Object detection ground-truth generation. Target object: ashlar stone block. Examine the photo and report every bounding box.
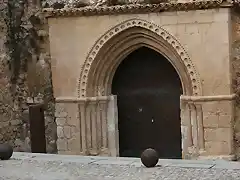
[56,117,66,126]
[204,128,232,142]
[68,137,81,152]
[205,141,232,155]
[57,126,64,138]
[63,126,71,139]
[57,139,68,151]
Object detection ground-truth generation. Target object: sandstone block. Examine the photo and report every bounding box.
[63,126,71,139]
[57,139,68,151]
[70,127,80,138]
[56,117,66,126]
[202,101,233,116]
[204,128,232,142]
[65,104,79,126]
[213,10,229,22]
[205,141,232,155]
[68,137,80,151]
[203,114,232,128]
[218,115,232,128]
[161,15,177,25]
[203,115,219,128]
[55,103,67,118]
[57,126,64,138]
[177,14,196,24]
[55,111,67,118]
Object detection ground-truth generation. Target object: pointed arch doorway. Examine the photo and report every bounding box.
[112,47,183,159]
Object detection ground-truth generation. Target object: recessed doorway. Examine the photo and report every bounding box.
[112,47,183,159]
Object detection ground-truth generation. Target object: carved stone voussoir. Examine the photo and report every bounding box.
[43,0,229,17]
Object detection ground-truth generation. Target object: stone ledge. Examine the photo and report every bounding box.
[43,0,229,18]
[55,96,114,103]
[181,94,236,102]
[10,152,240,169]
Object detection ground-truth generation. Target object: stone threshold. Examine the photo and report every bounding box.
[10,152,240,170]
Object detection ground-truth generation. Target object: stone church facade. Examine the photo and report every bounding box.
[45,0,240,160]
[2,0,240,160]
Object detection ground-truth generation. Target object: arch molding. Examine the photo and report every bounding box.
[78,19,202,97]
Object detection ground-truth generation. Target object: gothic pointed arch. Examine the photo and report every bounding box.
[77,19,202,97]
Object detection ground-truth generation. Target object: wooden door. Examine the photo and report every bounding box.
[29,103,46,153]
[112,47,182,159]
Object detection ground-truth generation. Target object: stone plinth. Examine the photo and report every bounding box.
[181,94,235,160]
[55,96,118,156]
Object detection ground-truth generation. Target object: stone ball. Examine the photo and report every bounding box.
[141,148,159,168]
[0,144,13,160]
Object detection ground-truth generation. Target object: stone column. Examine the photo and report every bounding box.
[89,100,98,155]
[190,103,199,155]
[180,100,192,159]
[196,104,205,151]
[78,101,87,154]
[107,95,119,157]
[99,98,108,155]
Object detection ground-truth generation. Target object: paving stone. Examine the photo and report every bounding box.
[131,159,171,167]
[92,159,136,165]
[1,152,240,180]
[159,159,216,165]
[212,161,240,170]
[166,163,214,169]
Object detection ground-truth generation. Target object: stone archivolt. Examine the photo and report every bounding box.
[42,0,229,17]
[78,18,202,98]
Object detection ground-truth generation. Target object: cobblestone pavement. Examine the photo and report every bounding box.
[1,153,240,180]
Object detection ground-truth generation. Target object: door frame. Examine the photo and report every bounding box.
[77,19,203,159]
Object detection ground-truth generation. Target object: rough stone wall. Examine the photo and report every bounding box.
[55,102,81,155]
[0,0,22,146]
[0,0,57,153]
[232,8,240,160]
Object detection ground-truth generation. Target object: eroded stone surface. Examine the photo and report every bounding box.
[0,153,240,180]
[0,0,57,153]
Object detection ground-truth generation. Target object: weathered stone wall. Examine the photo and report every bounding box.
[55,96,119,157]
[0,0,22,146]
[232,8,240,160]
[0,0,57,153]
[201,100,234,157]
[55,102,81,155]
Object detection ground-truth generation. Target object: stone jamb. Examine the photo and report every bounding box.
[181,94,236,160]
[55,96,119,156]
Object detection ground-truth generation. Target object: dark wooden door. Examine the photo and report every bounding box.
[112,47,182,159]
[29,103,46,153]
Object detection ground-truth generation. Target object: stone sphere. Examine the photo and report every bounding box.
[0,144,13,160]
[141,148,159,168]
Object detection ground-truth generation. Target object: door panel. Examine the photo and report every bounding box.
[112,47,182,159]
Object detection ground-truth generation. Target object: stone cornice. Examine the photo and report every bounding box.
[43,0,235,18]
